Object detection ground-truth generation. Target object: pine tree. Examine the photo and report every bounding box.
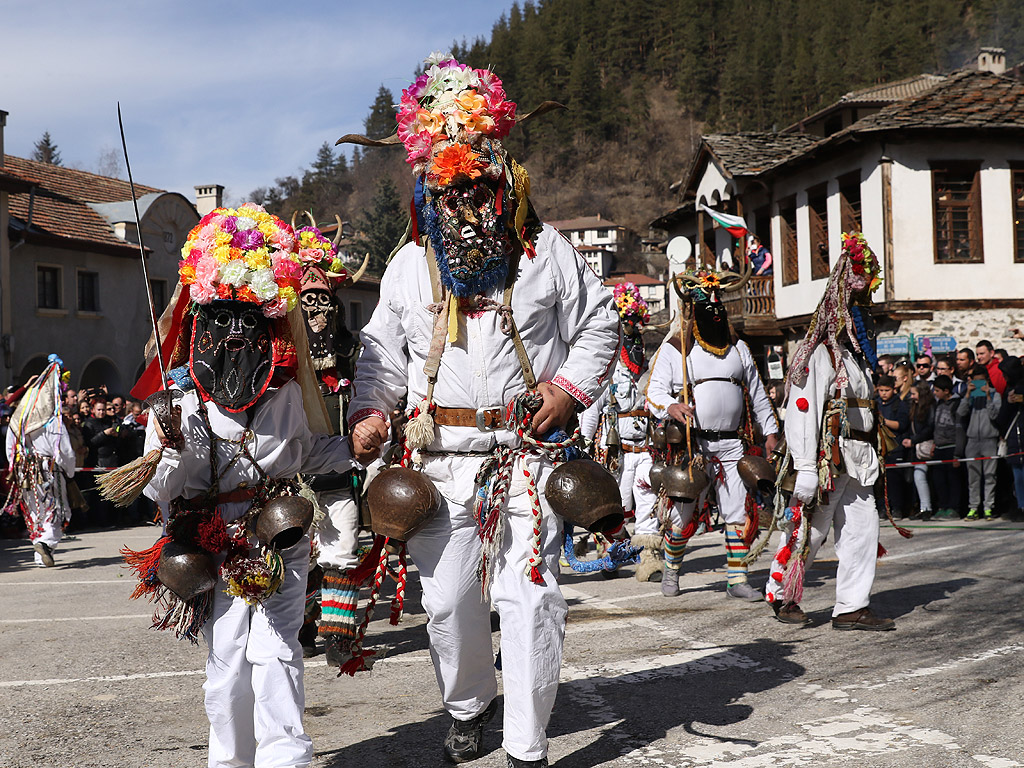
[31,132,62,165]
[351,176,407,276]
[363,86,396,140]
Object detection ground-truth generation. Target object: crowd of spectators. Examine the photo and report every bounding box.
[0,382,154,539]
[872,339,1024,521]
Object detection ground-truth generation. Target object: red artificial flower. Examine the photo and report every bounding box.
[852,263,865,275]
[796,397,809,412]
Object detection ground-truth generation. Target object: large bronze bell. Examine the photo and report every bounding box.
[648,462,666,495]
[665,421,685,444]
[254,495,315,550]
[651,426,667,450]
[544,458,624,533]
[366,466,441,541]
[661,463,709,502]
[737,454,776,496]
[157,541,216,601]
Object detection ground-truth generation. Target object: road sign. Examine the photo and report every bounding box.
[876,335,910,356]
[918,335,957,354]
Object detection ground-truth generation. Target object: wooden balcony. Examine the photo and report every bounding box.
[722,275,779,335]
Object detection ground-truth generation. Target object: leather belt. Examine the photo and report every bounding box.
[695,429,740,441]
[619,409,647,418]
[620,443,647,453]
[181,486,258,510]
[848,428,876,444]
[431,405,504,431]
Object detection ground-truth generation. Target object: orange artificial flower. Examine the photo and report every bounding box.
[455,89,487,111]
[415,108,445,136]
[430,144,485,186]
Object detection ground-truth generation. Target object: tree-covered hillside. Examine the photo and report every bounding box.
[252,0,1022,274]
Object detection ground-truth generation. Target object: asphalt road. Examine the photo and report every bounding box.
[2,517,1023,768]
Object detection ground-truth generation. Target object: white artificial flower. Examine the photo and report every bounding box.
[249,268,279,301]
[235,216,257,231]
[424,51,453,66]
[219,259,249,287]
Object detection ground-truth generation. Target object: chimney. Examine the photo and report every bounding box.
[194,184,224,216]
[0,109,7,166]
[978,47,1006,75]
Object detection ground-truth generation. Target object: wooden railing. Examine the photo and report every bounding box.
[723,275,775,319]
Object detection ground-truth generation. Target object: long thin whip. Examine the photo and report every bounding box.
[117,102,168,389]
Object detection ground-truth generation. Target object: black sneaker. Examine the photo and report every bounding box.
[33,541,55,567]
[444,699,498,763]
[508,755,548,768]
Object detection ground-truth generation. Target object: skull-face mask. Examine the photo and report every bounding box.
[300,288,336,370]
[426,178,511,297]
[189,301,275,412]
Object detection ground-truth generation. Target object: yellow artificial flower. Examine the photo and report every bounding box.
[212,243,232,263]
[245,247,271,270]
[278,285,297,307]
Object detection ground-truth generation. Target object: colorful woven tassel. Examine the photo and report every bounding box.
[98,448,164,507]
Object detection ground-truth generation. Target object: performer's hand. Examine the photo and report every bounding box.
[152,405,182,446]
[792,469,818,504]
[352,416,388,463]
[533,381,575,435]
[764,433,780,456]
[667,402,695,424]
[902,438,912,448]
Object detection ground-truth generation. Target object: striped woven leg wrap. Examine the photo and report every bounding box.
[724,523,750,586]
[319,568,360,643]
[663,526,689,571]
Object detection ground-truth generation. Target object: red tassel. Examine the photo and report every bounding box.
[121,536,170,599]
[338,649,377,677]
[409,197,420,244]
[877,542,888,559]
[349,535,386,585]
[777,545,792,566]
[528,565,545,585]
[742,504,759,546]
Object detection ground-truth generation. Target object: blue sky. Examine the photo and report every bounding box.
[1,1,513,204]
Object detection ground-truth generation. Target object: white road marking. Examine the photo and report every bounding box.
[974,756,1023,768]
[0,614,152,624]
[850,643,1024,690]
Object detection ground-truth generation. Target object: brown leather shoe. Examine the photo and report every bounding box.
[772,601,810,625]
[831,607,895,631]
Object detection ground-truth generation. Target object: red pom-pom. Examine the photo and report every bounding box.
[796,398,809,412]
[777,546,792,566]
[771,571,784,582]
[766,592,776,603]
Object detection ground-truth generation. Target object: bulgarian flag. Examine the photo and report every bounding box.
[701,204,748,240]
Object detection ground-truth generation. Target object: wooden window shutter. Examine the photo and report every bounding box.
[968,169,984,262]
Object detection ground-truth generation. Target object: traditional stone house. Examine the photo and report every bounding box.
[653,59,1024,366]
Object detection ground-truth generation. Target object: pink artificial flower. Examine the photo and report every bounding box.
[262,297,289,318]
[190,281,217,304]
[273,257,302,281]
[403,132,433,166]
[195,255,220,285]
[298,248,322,264]
[269,228,295,253]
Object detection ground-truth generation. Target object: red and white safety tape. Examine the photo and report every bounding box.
[884,449,1024,469]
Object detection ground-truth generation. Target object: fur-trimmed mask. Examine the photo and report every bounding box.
[424,178,512,297]
[189,300,275,412]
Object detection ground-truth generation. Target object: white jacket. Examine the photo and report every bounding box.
[580,360,650,444]
[348,224,620,452]
[645,338,778,437]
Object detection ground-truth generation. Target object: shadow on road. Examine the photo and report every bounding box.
[870,577,976,619]
[317,638,804,768]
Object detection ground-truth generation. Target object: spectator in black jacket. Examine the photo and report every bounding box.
[877,375,911,518]
[81,397,119,528]
[931,375,965,519]
[997,357,1024,522]
[904,383,936,519]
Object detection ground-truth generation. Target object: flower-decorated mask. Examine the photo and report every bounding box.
[426,178,512,297]
[190,300,275,412]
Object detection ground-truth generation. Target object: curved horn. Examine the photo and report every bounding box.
[290,211,298,231]
[332,214,343,248]
[349,253,369,284]
[515,101,568,124]
[335,132,401,148]
[718,256,753,293]
[671,274,702,300]
[305,211,317,230]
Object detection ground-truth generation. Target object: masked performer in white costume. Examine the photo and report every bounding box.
[6,356,76,567]
[343,54,619,768]
[761,232,901,629]
[646,268,779,600]
[116,204,355,768]
[581,283,660,581]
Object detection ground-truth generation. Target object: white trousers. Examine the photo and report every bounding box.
[27,496,63,564]
[203,537,312,768]
[765,475,879,616]
[315,489,360,571]
[406,459,567,763]
[667,438,747,528]
[619,450,658,535]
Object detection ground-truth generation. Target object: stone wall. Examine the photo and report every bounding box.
[884,308,1024,358]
